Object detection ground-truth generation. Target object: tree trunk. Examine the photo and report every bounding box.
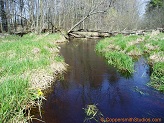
[67,0,112,33]
[0,0,8,32]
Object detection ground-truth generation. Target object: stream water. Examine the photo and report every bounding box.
[33,39,164,123]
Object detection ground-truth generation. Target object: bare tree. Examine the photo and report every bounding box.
[143,0,164,29]
[0,0,8,32]
[0,0,144,34]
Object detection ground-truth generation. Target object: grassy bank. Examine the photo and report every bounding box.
[0,33,67,122]
[95,31,164,91]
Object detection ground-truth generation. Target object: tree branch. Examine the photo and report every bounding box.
[67,0,113,33]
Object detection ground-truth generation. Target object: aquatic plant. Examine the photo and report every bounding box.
[83,104,103,122]
[133,86,146,95]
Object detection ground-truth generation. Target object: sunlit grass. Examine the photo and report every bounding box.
[95,35,135,74]
[54,55,64,62]
[0,78,30,122]
[0,33,66,122]
[149,62,164,92]
[96,32,164,91]
[104,51,134,73]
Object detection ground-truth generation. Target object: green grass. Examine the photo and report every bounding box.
[54,55,64,62]
[0,78,30,122]
[95,35,135,74]
[104,51,134,73]
[149,62,164,92]
[96,32,164,91]
[0,33,66,122]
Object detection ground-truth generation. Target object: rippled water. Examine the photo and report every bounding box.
[32,39,164,123]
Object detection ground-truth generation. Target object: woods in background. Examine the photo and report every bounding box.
[144,0,164,29]
[0,0,164,34]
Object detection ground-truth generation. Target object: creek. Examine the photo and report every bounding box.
[33,38,164,123]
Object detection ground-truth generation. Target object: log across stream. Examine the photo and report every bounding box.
[32,38,164,123]
[68,28,164,38]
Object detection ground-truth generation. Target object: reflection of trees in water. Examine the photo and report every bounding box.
[34,40,164,122]
[54,40,131,122]
[60,39,131,107]
[107,68,119,84]
[39,85,70,123]
[110,87,127,106]
[60,40,106,89]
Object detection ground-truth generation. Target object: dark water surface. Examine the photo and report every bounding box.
[33,39,164,123]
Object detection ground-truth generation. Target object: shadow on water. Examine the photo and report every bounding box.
[32,39,164,123]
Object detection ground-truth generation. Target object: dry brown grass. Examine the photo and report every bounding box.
[145,44,159,51]
[127,37,145,46]
[27,62,68,90]
[150,30,160,38]
[149,52,164,63]
[127,49,142,56]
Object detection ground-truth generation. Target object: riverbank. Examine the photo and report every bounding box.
[96,31,164,91]
[0,33,67,122]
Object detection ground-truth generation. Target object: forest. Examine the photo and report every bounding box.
[0,0,164,34]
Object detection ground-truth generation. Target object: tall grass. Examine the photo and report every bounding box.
[105,52,134,73]
[0,33,66,122]
[149,62,164,92]
[95,35,135,74]
[0,78,30,122]
[96,32,164,91]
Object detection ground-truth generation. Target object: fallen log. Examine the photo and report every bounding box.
[68,31,112,38]
[68,32,85,38]
[68,28,164,38]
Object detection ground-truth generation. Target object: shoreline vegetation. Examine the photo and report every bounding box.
[0,33,67,122]
[95,31,164,92]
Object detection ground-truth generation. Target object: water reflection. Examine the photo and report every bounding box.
[32,39,164,123]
